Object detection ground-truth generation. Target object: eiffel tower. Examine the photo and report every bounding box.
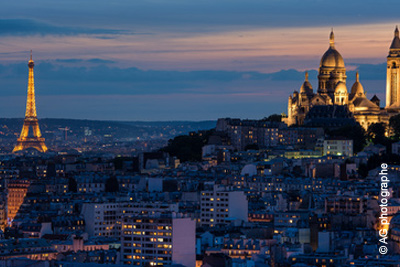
[13,52,48,153]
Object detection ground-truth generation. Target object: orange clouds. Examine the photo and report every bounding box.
[0,22,398,73]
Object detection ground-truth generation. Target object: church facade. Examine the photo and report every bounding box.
[284,27,400,130]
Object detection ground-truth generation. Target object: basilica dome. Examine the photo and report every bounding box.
[320,31,345,68]
[350,72,364,96]
[349,72,379,111]
[300,72,313,95]
[334,81,347,94]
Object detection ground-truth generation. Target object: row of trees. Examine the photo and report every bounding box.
[160,129,215,162]
[365,114,400,149]
[159,114,400,162]
[389,114,400,140]
[323,114,400,154]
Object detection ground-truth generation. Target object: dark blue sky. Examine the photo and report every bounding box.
[0,0,398,120]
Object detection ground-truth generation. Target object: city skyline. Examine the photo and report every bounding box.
[0,0,399,120]
[2,2,400,266]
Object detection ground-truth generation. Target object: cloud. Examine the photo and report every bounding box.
[55,58,116,64]
[0,61,387,98]
[0,0,394,120]
[350,63,386,80]
[86,58,116,64]
[0,61,388,120]
[0,19,124,36]
[55,59,84,63]
[1,0,399,36]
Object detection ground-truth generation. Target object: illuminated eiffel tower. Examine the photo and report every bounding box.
[13,52,48,153]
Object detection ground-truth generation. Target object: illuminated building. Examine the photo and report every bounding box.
[0,238,57,260]
[13,52,48,153]
[386,26,400,111]
[200,185,248,227]
[81,202,122,239]
[121,214,195,266]
[390,214,400,246]
[323,138,353,157]
[289,253,347,267]
[279,127,324,149]
[0,195,6,231]
[284,28,400,130]
[324,195,373,215]
[216,118,282,150]
[274,211,310,228]
[248,212,274,223]
[215,238,274,260]
[6,179,30,224]
[81,201,179,239]
[284,150,322,159]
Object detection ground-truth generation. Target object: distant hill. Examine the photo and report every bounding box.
[0,118,216,140]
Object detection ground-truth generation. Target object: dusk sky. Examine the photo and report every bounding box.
[0,0,399,121]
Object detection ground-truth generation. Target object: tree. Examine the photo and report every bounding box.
[262,114,282,122]
[367,123,386,140]
[390,114,400,140]
[161,129,214,162]
[366,153,400,170]
[105,176,119,192]
[367,123,387,144]
[326,124,367,153]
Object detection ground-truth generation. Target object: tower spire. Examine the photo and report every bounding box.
[12,53,48,153]
[356,71,359,82]
[390,26,400,50]
[26,51,36,118]
[305,71,309,82]
[329,29,335,48]
[386,26,400,110]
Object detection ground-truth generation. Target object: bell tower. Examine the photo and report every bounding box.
[386,26,400,110]
[13,52,48,153]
